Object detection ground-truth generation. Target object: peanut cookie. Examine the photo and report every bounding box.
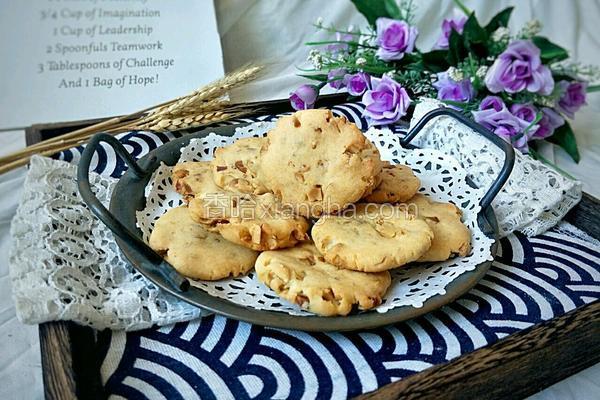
[312,203,434,272]
[149,206,258,280]
[255,243,391,316]
[172,161,220,203]
[173,161,309,250]
[258,109,382,217]
[212,137,269,194]
[363,162,420,203]
[408,194,471,262]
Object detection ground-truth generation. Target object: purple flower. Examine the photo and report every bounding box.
[480,96,505,111]
[435,17,467,49]
[327,31,354,54]
[375,18,418,61]
[501,129,531,153]
[433,71,475,102]
[531,107,565,139]
[472,103,534,153]
[344,72,371,96]
[289,84,319,110]
[362,75,411,126]
[485,40,554,95]
[557,80,588,118]
[327,68,347,89]
[510,103,537,124]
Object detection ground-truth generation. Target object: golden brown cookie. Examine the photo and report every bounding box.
[191,192,310,251]
[312,203,434,272]
[172,161,220,203]
[173,161,309,250]
[258,109,382,217]
[212,137,269,194]
[148,206,258,280]
[255,243,391,316]
[363,162,420,203]
[407,194,471,261]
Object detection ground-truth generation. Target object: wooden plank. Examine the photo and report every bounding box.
[357,300,600,400]
[39,322,104,400]
[565,192,600,240]
[39,322,77,400]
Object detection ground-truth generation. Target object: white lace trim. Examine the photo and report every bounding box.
[9,156,203,331]
[409,99,582,237]
[138,123,494,314]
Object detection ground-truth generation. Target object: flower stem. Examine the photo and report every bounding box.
[304,40,377,49]
[521,112,543,138]
[312,23,375,37]
[587,84,600,93]
[453,0,472,15]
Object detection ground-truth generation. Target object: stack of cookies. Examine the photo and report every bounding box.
[149,109,471,316]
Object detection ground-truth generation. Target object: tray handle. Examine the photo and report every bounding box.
[77,133,190,292]
[400,108,515,209]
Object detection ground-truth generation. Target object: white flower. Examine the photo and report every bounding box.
[359,35,376,46]
[448,66,464,82]
[520,19,542,38]
[356,57,367,66]
[307,49,323,69]
[492,27,510,42]
[315,17,324,27]
[476,65,489,79]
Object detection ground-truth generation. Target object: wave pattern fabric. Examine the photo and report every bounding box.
[50,103,600,399]
[96,222,599,399]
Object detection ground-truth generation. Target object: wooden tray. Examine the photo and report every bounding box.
[28,96,600,399]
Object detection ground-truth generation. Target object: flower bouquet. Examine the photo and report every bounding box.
[292,0,599,162]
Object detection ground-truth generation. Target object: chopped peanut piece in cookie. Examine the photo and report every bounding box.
[255,243,391,316]
[312,203,434,272]
[258,109,382,217]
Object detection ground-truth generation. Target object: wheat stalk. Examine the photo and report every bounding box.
[0,65,262,174]
[0,109,250,174]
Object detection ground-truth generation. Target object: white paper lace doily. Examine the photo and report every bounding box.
[410,99,583,237]
[137,122,495,315]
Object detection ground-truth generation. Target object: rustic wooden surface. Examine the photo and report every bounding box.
[39,322,77,400]
[39,322,104,400]
[29,100,600,400]
[357,300,600,400]
[565,192,600,239]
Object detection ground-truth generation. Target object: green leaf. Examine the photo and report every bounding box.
[462,13,487,44]
[484,7,513,33]
[447,29,467,65]
[297,74,329,82]
[397,52,422,67]
[547,121,580,163]
[532,36,569,63]
[383,0,402,19]
[421,50,450,72]
[351,0,394,27]
[552,73,575,82]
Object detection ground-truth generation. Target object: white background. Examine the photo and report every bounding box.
[1,1,599,399]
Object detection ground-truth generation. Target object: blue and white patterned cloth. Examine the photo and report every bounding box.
[57,103,600,400]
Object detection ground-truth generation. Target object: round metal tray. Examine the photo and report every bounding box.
[78,108,514,331]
